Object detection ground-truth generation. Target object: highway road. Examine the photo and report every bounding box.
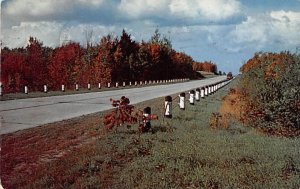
[0,76,227,134]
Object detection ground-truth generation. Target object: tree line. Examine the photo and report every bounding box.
[1,29,218,93]
[192,61,218,74]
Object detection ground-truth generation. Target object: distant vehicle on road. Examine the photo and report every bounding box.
[227,72,233,80]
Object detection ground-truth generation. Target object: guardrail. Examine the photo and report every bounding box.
[104,77,233,133]
[163,78,232,118]
[0,78,190,96]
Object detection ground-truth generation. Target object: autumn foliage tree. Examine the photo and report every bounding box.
[192,61,218,73]
[1,50,27,93]
[93,34,116,84]
[238,52,300,137]
[48,42,83,90]
[1,30,201,94]
[1,37,51,93]
[25,37,49,90]
[171,51,196,78]
[113,30,138,82]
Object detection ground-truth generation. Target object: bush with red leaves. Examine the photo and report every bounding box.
[104,96,141,130]
[104,96,159,132]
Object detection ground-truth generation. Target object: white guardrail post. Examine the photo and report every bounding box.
[164,96,172,118]
[179,92,185,110]
[0,82,3,96]
[24,86,28,94]
[195,88,200,101]
[189,90,195,105]
[43,85,47,93]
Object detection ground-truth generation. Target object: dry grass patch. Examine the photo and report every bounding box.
[219,88,248,122]
[209,88,248,131]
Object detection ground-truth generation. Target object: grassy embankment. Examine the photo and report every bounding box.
[1,77,299,188]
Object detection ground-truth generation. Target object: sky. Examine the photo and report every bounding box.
[1,0,300,74]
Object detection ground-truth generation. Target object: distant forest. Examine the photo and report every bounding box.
[1,29,218,93]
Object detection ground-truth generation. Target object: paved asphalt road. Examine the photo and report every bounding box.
[0,76,228,134]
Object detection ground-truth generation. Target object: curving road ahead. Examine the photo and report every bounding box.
[0,76,227,134]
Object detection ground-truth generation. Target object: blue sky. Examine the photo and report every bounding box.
[1,0,300,74]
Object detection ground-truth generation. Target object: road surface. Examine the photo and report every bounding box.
[0,76,228,134]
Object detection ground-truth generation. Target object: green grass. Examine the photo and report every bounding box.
[2,78,299,189]
[116,127,300,188]
[112,79,300,189]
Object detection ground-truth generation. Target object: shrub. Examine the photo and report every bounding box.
[238,52,300,137]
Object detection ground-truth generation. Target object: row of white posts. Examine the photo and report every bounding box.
[164,79,232,118]
[0,79,190,95]
[144,78,232,131]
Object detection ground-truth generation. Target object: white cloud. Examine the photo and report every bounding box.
[67,24,116,46]
[2,22,64,47]
[3,0,104,17]
[231,16,268,45]
[118,0,170,19]
[77,0,104,7]
[169,0,241,21]
[1,21,115,48]
[270,10,300,21]
[2,0,242,29]
[118,0,241,22]
[230,10,300,50]
[269,10,300,46]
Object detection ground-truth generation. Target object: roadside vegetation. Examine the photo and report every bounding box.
[217,52,300,137]
[1,78,299,188]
